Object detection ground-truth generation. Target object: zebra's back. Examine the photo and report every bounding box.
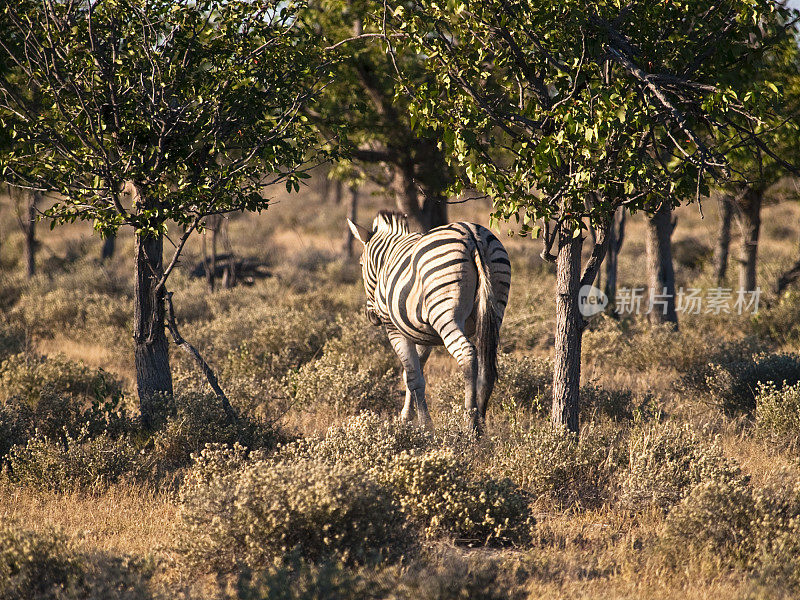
[376,222,510,346]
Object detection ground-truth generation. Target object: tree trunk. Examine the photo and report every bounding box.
[220,219,236,289]
[645,202,678,327]
[420,193,448,230]
[393,160,427,233]
[320,173,331,203]
[203,215,220,292]
[344,186,359,259]
[552,225,583,434]
[101,234,116,261]
[713,195,733,285]
[736,187,762,292]
[333,179,343,205]
[133,229,173,429]
[414,138,450,231]
[603,207,625,310]
[23,190,39,278]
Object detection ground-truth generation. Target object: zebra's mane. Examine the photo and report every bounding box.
[373,210,410,235]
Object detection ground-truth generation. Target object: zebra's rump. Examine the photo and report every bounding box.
[376,222,510,345]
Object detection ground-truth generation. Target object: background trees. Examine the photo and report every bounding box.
[0,0,326,426]
[383,0,798,432]
[711,33,800,293]
[307,0,452,232]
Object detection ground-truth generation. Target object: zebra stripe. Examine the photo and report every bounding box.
[354,210,511,431]
[365,213,509,348]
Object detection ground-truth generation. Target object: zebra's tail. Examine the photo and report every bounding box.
[473,242,500,384]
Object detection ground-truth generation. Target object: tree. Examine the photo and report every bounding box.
[713,194,734,285]
[9,185,38,277]
[713,19,800,293]
[100,234,116,262]
[343,184,359,259]
[645,202,678,327]
[308,0,451,232]
[0,0,325,427]
[603,207,625,313]
[384,0,798,432]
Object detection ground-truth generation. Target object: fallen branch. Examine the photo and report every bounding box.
[165,291,238,423]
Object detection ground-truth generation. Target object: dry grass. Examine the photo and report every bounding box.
[2,176,800,599]
[0,483,176,557]
[36,335,135,386]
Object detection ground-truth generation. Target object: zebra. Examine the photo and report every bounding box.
[347,210,511,432]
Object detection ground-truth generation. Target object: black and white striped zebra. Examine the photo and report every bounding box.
[348,210,511,432]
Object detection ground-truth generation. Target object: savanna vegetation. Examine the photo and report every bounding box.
[2,184,800,599]
[2,0,800,599]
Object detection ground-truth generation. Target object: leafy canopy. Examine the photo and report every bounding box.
[306,0,452,198]
[382,0,797,236]
[0,0,328,237]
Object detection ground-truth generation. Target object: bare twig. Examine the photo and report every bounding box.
[324,32,407,52]
[154,215,202,294]
[165,291,238,423]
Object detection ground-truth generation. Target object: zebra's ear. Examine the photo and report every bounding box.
[347,219,373,246]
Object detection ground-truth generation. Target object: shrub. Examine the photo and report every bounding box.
[677,337,764,396]
[280,415,533,547]
[0,273,25,313]
[11,290,130,336]
[276,411,432,466]
[6,427,138,493]
[0,353,128,461]
[0,524,86,600]
[618,421,742,511]
[285,350,396,415]
[233,557,383,600]
[0,321,25,362]
[143,392,279,483]
[431,354,551,416]
[0,352,122,407]
[382,449,534,546]
[283,312,399,414]
[660,476,755,569]
[432,354,633,421]
[490,422,620,509]
[178,444,415,571]
[672,237,712,270]
[0,399,34,463]
[392,551,528,600]
[318,313,397,370]
[432,401,481,456]
[661,477,800,586]
[0,522,154,600]
[494,354,552,413]
[753,289,800,345]
[581,385,637,421]
[755,382,800,448]
[688,352,800,414]
[190,304,341,384]
[583,320,754,374]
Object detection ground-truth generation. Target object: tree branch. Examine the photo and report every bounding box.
[165,291,238,423]
[324,32,408,52]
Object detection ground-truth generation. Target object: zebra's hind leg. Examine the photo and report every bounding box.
[434,319,480,433]
[401,345,432,422]
[387,329,433,429]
